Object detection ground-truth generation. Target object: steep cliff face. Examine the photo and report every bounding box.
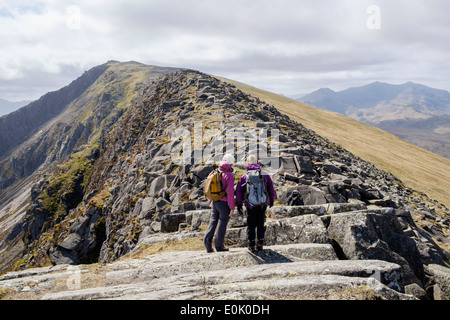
[0,63,105,190]
[0,61,180,270]
[0,63,448,300]
[0,61,180,190]
[0,64,108,160]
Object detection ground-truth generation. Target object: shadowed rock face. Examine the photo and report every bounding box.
[0,63,108,163]
[0,63,448,300]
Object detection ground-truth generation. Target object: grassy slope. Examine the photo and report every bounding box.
[217,77,450,209]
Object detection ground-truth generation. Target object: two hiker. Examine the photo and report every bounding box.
[203,154,276,253]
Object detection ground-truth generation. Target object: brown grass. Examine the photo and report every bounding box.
[120,236,205,260]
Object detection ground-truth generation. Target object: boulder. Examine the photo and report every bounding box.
[50,233,82,265]
[278,185,328,205]
[294,155,314,174]
[49,209,106,266]
[404,283,428,300]
[188,187,203,200]
[265,214,331,246]
[185,210,211,230]
[161,213,186,233]
[134,181,147,193]
[322,160,342,174]
[268,202,367,219]
[148,176,167,196]
[190,165,214,180]
[154,197,170,212]
[58,233,82,251]
[226,214,331,247]
[138,196,155,220]
[327,208,424,286]
[425,264,450,300]
[148,174,176,197]
[277,157,298,175]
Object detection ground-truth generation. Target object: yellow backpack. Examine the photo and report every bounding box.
[203,168,226,201]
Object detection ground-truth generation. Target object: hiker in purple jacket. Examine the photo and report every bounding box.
[203,154,235,253]
[236,154,276,252]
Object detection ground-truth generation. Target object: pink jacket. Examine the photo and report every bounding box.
[218,161,235,211]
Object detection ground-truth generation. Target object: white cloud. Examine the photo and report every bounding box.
[0,0,450,101]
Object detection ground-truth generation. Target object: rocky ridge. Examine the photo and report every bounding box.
[0,66,449,300]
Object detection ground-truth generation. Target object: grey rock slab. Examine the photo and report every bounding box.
[226,214,331,247]
[327,208,425,286]
[425,264,450,300]
[1,242,413,300]
[268,202,367,219]
[176,259,404,290]
[42,259,408,300]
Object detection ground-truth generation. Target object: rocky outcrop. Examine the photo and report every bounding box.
[0,65,448,300]
[0,243,412,300]
[226,214,331,247]
[425,264,450,300]
[2,204,449,300]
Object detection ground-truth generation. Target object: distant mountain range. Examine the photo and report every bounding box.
[0,98,31,117]
[298,82,450,158]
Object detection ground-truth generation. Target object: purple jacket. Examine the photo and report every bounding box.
[218,161,235,211]
[236,163,276,208]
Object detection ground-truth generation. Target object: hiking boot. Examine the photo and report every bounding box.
[216,247,229,252]
[256,239,264,251]
[248,240,256,252]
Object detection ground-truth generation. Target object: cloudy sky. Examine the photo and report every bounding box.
[1,0,450,103]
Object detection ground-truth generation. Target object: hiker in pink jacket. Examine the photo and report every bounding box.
[203,154,235,253]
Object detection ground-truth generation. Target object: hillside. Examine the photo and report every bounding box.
[377,116,450,159]
[218,77,450,211]
[0,62,449,300]
[298,82,450,159]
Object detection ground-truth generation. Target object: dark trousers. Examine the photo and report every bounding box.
[204,201,230,250]
[246,205,267,241]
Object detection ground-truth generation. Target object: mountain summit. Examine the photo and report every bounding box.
[0,62,449,300]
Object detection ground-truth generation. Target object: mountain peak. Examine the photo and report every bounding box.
[300,80,450,117]
[317,87,335,93]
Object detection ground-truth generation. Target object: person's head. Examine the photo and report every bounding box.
[292,190,300,197]
[222,154,235,166]
[246,154,258,165]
